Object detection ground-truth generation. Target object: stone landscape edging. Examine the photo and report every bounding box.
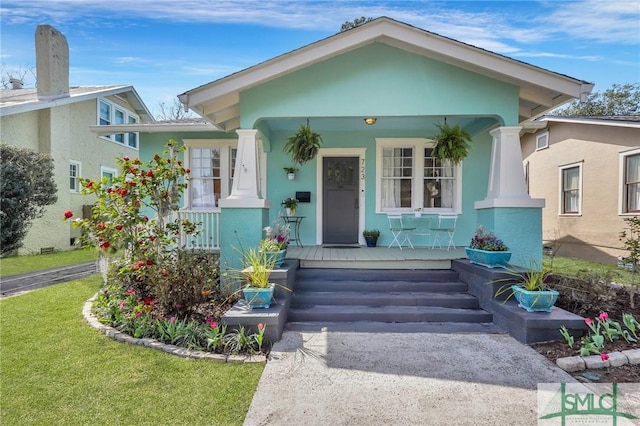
[555,349,640,373]
[82,294,267,364]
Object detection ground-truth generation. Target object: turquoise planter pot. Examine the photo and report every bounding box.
[242,283,275,309]
[465,248,511,268]
[261,249,287,268]
[511,285,559,313]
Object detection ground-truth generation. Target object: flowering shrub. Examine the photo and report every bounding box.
[469,226,509,251]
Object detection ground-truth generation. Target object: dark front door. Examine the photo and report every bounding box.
[323,157,359,244]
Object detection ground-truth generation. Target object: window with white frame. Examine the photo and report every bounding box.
[183,139,237,209]
[69,161,81,192]
[536,132,549,150]
[98,99,139,149]
[100,166,118,186]
[559,162,582,215]
[376,138,461,213]
[621,149,640,214]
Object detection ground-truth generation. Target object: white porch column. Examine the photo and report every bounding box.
[475,126,544,209]
[219,128,269,208]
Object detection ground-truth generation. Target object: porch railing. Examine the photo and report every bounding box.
[174,209,221,251]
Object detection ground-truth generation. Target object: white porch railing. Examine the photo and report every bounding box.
[174,209,221,251]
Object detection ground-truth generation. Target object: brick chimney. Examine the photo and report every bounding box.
[36,25,70,100]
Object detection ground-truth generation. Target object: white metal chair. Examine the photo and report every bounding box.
[430,213,458,250]
[387,214,415,249]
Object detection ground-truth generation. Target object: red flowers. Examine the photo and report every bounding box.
[99,241,110,250]
[600,353,610,361]
[126,288,135,295]
[123,156,130,161]
[598,312,609,322]
[115,224,123,231]
[146,170,153,177]
[63,210,74,219]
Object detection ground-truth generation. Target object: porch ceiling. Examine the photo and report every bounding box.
[180,17,593,132]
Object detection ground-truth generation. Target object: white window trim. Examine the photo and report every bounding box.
[619,147,640,215]
[535,132,549,151]
[375,138,462,214]
[70,160,81,192]
[100,166,118,182]
[183,139,237,211]
[558,161,583,216]
[97,99,139,150]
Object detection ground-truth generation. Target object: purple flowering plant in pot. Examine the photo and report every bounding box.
[465,226,511,268]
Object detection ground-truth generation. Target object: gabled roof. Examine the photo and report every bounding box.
[179,16,593,131]
[0,85,154,122]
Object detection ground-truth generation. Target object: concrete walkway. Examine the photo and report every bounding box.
[244,331,576,426]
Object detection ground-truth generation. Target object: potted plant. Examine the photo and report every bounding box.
[283,120,323,166]
[281,197,299,216]
[494,265,559,313]
[260,221,290,268]
[430,121,472,165]
[283,166,298,180]
[465,226,511,268]
[362,229,380,247]
[239,247,277,309]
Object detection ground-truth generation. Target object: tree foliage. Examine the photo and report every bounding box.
[0,144,57,255]
[340,16,374,32]
[556,83,640,116]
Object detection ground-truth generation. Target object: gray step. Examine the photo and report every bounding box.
[295,280,468,293]
[292,291,479,308]
[295,268,459,282]
[287,305,493,323]
[286,321,506,334]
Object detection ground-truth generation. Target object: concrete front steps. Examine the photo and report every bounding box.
[286,268,504,333]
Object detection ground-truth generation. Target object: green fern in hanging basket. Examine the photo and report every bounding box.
[284,120,323,166]
[430,121,472,165]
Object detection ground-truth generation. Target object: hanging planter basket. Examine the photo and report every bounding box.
[430,121,472,165]
[283,119,323,166]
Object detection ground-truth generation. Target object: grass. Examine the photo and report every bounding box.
[0,275,264,425]
[544,254,639,287]
[0,248,99,277]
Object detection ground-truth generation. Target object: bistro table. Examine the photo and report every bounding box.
[282,215,305,247]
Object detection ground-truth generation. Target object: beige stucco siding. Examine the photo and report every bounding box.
[522,121,639,263]
[3,96,140,254]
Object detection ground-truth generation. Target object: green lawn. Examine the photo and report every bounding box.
[544,255,638,286]
[0,248,99,277]
[0,275,264,426]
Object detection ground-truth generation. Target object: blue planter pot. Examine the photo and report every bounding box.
[511,285,559,313]
[242,283,275,309]
[465,248,511,268]
[261,249,287,268]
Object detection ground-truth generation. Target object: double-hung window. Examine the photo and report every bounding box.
[376,138,461,213]
[69,161,81,192]
[621,149,640,214]
[559,162,582,215]
[183,139,237,209]
[97,99,139,149]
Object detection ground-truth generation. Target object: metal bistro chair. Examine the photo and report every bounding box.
[387,214,415,249]
[430,213,458,250]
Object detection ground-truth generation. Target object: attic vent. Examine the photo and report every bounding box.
[9,78,24,90]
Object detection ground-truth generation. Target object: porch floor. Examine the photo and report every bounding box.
[286,245,467,269]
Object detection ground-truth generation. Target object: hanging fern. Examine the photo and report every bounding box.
[430,121,472,165]
[283,120,323,166]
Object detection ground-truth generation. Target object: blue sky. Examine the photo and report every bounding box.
[1,0,639,117]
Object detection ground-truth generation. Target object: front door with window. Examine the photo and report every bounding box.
[322,157,359,244]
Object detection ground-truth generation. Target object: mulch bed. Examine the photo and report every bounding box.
[529,278,639,383]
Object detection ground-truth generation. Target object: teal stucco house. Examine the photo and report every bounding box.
[114,17,594,269]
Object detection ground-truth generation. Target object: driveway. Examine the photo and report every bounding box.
[244,331,576,425]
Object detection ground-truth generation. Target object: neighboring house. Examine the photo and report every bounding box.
[0,25,153,254]
[521,115,640,264]
[102,17,593,269]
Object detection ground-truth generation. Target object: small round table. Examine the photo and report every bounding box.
[282,216,305,247]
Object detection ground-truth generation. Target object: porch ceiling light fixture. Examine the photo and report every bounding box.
[364,117,377,125]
